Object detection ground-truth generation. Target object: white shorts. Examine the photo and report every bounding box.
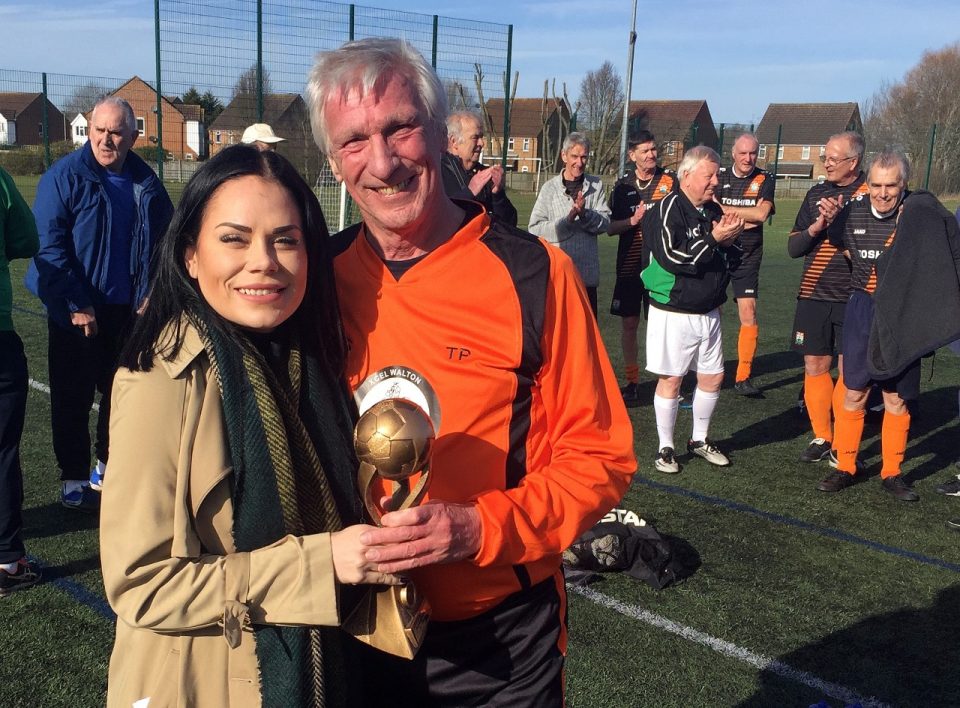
[645,305,724,377]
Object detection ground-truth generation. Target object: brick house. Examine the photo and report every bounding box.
[208,93,321,181]
[755,102,862,179]
[0,92,66,146]
[482,97,571,173]
[99,76,206,160]
[626,100,719,170]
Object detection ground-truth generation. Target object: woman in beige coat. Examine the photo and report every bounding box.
[101,145,395,707]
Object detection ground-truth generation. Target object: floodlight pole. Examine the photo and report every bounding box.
[618,0,638,176]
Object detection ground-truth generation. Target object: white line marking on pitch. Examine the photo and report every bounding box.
[29,378,100,412]
[570,585,891,708]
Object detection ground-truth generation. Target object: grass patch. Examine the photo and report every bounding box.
[3,194,959,707]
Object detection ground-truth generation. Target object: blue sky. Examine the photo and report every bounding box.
[3,0,959,124]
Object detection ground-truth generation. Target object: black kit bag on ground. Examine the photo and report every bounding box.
[562,508,695,590]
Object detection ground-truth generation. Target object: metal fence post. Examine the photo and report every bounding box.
[154,0,164,179]
[924,123,937,190]
[41,73,51,169]
[718,123,725,158]
[431,16,438,68]
[501,24,512,170]
[772,123,782,177]
[256,0,263,122]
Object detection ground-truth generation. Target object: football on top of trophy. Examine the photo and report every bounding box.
[354,398,435,481]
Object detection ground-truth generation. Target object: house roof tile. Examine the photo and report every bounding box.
[209,93,302,131]
[0,92,41,118]
[484,97,570,137]
[755,103,861,145]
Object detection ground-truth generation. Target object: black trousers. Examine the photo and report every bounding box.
[47,305,131,481]
[0,331,28,563]
[357,575,566,707]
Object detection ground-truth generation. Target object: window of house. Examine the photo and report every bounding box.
[215,131,222,144]
[38,123,44,138]
[664,143,675,156]
[521,165,529,173]
[522,137,530,152]
[802,145,810,160]
[77,126,86,136]
[758,144,766,159]
[508,137,515,151]
[819,145,826,158]
[136,118,145,137]
[777,145,784,160]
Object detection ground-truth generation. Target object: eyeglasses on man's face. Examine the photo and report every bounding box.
[820,155,856,166]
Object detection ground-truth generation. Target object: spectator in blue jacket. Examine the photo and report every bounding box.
[26,96,173,512]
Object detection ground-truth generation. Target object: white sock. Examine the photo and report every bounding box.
[0,560,18,574]
[63,480,86,494]
[653,394,679,450]
[691,388,720,442]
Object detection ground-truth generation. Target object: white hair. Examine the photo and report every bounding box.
[305,38,446,155]
[677,145,720,179]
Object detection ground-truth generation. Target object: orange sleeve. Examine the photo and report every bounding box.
[471,247,637,567]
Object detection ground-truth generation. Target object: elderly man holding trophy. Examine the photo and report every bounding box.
[308,38,636,706]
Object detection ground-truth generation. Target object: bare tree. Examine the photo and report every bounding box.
[64,81,112,118]
[864,42,960,193]
[445,79,477,111]
[232,64,273,101]
[578,61,625,175]
[539,79,576,172]
[473,63,517,164]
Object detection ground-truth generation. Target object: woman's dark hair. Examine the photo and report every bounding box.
[121,144,346,375]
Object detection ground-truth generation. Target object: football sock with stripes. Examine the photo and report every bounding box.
[880,409,910,478]
[804,371,834,443]
[833,404,865,475]
[736,324,759,382]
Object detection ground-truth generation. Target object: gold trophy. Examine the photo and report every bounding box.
[343,398,433,658]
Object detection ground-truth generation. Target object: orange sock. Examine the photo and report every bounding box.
[880,409,910,478]
[804,372,834,442]
[736,324,759,382]
[832,371,847,423]
[625,364,639,385]
[832,405,865,474]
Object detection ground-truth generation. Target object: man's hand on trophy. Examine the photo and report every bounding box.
[331,525,404,585]
[360,501,481,572]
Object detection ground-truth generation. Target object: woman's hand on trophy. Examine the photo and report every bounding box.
[360,501,481,572]
[330,525,404,585]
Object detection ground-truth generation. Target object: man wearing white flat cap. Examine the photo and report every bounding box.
[240,123,286,151]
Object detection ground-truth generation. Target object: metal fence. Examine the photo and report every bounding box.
[157,0,512,227]
[0,2,512,228]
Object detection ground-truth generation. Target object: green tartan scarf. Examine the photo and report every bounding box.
[192,311,360,708]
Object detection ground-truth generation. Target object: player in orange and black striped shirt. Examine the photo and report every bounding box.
[788,131,867,466]
[607,130,676,407]
[715,134,775,398]
[820,151,920,501]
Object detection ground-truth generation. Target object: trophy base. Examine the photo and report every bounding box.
[343,579,430,659]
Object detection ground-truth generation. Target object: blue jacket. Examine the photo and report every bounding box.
[25,142,173,328]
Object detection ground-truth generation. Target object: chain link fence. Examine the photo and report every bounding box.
[158,0,511,227]
[1,2,512,229]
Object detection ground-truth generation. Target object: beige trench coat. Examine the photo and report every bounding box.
[101,325,340,708]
